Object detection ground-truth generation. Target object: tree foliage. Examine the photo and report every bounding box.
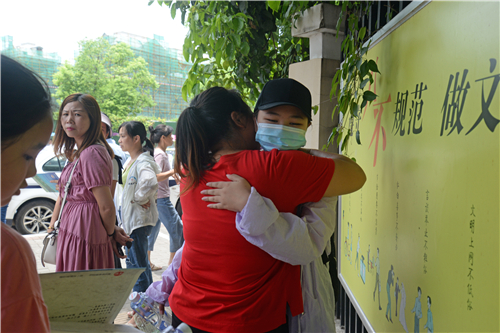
[327,1,379,153]
[53,37,159,116]
[152,0,317,104]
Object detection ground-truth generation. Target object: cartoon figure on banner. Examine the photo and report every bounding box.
[399,282,409,333]
[367,244,371,272]
[466,58,499,135]
[355,234,360,274]
[411,287,423,333]
[360,255,366,284]
[345,222,350,259]
[386,265,395,323]
[373,248,382,310]
[395,277,401,316]
[423,296,433,333]
[350,224,353,264]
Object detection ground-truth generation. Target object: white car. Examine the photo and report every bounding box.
[6,145,65,234]
[7,145,180,235]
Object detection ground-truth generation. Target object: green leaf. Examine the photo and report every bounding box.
[356,130,361,144]
[360,61,369,77]
[267,1,281,12]
[352,103,359,117]
[226,42,235,59]
[360,46,369,56]
[361,99,368,109]
[341,131,350,152]
[367,59,380,73]
[312,105,319,115]
[363,90,377,101]
[170,4,176,19]
[232,17,245,32]
[231,33,241,47]
[360,78,370,89]
[359,26,366,41]
[241,41,250,56]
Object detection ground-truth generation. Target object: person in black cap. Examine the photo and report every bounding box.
[200,78,366,332]
[253,78,311,151]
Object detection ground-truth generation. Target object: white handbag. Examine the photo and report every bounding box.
[41,158,79,267]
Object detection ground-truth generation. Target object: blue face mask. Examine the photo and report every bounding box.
[255,123,307,151]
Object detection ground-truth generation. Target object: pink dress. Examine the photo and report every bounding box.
[56,145,114,271]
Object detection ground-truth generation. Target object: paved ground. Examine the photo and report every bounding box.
[25,225,173,326]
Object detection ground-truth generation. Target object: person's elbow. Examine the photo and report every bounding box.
[323,159,367,197]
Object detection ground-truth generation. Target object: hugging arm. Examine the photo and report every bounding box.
[236,188,337,265]
[202,174,337,266]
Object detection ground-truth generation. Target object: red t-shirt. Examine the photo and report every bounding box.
[169,149,335,332]
[1,223,50,332]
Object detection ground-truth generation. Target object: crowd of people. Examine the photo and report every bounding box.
[1,54,366,333]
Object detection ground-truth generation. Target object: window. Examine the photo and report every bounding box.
[42,155,67,172]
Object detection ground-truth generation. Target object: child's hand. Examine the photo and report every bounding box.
[201,174,251,212]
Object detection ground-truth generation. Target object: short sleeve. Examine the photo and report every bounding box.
[80,146,113,190]
[154,151,171,173]
[255,150,335,208]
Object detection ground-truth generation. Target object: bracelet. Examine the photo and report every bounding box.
[108,230,116,237]
[47,227,54,230]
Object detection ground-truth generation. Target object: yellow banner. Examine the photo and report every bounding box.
[340,2,499,332]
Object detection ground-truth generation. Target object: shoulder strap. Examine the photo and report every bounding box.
[114,156,123,184]
[55,158,79,229]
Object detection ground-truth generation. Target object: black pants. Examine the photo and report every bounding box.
[172,311,288,333]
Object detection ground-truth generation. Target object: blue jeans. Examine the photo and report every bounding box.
[127,225,153,292]
[1,205,8,224]
[147,197,184,252]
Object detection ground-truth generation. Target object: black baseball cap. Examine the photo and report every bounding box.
[254,78,312,121]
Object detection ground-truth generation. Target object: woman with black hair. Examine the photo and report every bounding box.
[118,121,160,293]
[147,124,184,268]
[1,55,52,332]
[167,87,343,332]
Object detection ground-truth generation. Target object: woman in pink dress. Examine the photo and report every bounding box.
[49,94,117,271]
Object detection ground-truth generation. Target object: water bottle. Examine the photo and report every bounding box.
[161,322,193,333]
[129,292,172,330]
[129,292,155,320]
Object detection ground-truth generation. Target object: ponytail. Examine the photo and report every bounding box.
[175,106,212,193]
[143,137,154,157]
[174,87,253,194]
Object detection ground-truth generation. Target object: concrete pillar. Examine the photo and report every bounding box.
[289,3,345,152]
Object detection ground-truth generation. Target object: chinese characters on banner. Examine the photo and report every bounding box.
[423,191,429,274]
[363,58,499,167]
[467,205,475,311]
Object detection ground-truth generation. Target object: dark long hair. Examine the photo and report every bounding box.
[149,124,174,145]
[1,55,52,150]
[119,121,154,157]
[53,94,114,162]
[174,87,253,193]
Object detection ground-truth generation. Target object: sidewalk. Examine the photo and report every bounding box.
[25,226,173,325]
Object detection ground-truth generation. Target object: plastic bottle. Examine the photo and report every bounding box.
[161,322,193,333]
[129,292,155,320]
[129,292,172,330]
